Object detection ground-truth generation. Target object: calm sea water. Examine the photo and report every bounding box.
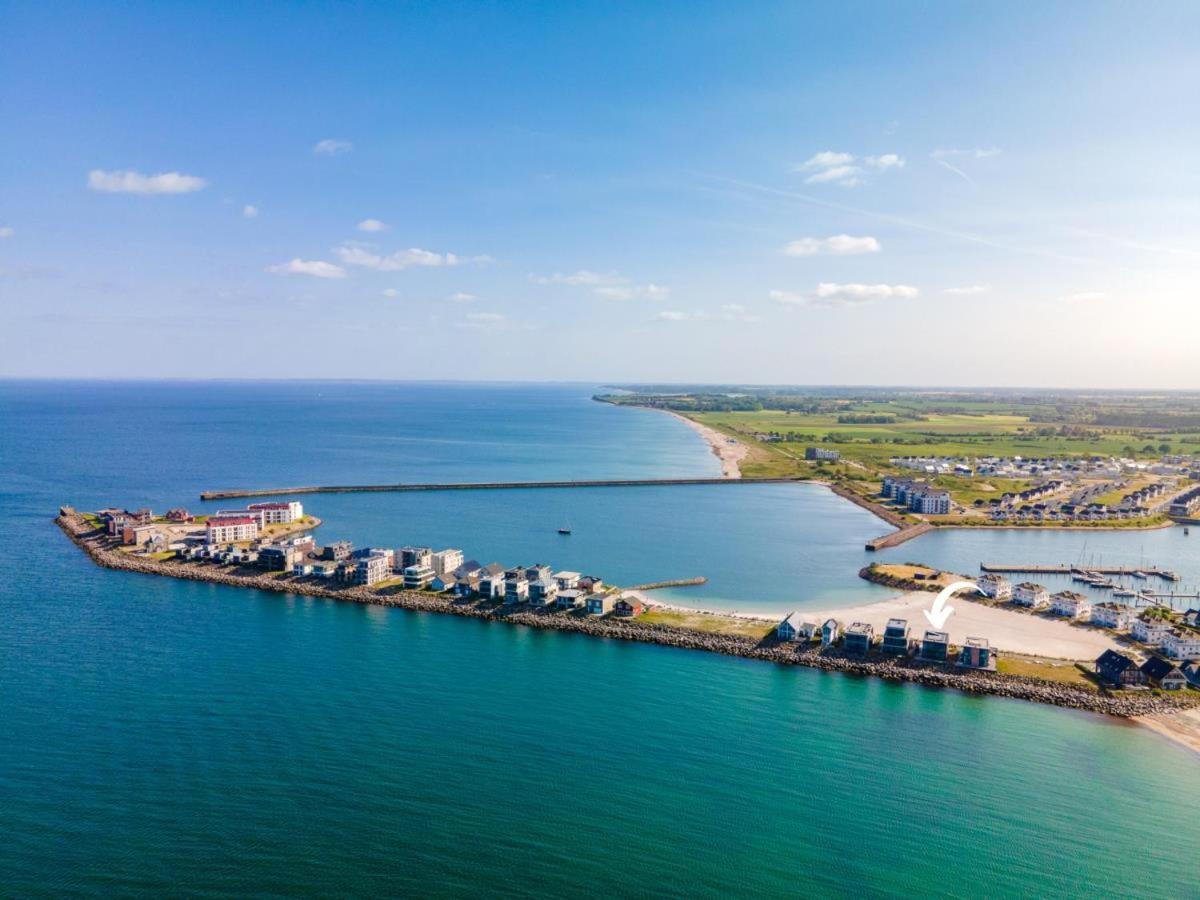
[1,381,1198,897]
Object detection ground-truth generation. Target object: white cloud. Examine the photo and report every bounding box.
[0,226,13,238]
[336,243,487,271]
[243,204,259,218]
[653,310,690,322]
[866,154,905,170]
[797,150,902,187]
[357,218,388,232]
[933,147,1001,160]
[771,283,918,307]
[1059,291,1106,304]
[805,165,861,187]
[266,258,346,279]
[449,292,477,303]
[784,234,881,256]
[382,288,400,298]
[88,169,207,195]
[943,284,990,295]
[531,269,624,286]
[800,151,855,170]
[313,139,353,156]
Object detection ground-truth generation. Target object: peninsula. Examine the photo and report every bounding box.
[56,507,1199,749]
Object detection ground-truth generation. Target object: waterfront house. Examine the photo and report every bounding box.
[1181,661,1200,688]
[1012,582,1050,609]
[881,618,911,655]
[585,594,615,616]
[431,548,465,576]
[528,578,559,605]
[578,576,605,594]
[553,571,581,590]
[958,637,995,670]
[777,611,813,642]
[503,569,530,604]
[165,508,194,523]
[908,488,951,515]
[1183,609,1199,627]
[258,543,306,571]
[474,563,505,598]
[843,622,874,655]
[323,540,353,561]
[430,572,457,592]
[1049,591,1092,619]
[556,589,583,609]
[354,552,392,586]
[1131,616,1174,647]
[1140,656,1188,690]
[205,516,259,544]
[397,546,433,570]
[976,574,1012,601]
[454,571,481,596]
[614,597,644,617]
[821,618,841,647]
[920,630,950,662]
[247,500,304,525]
[1095,650,1146,686]
[1163,629,1200,660]
[123,523,159,547]
[523,564,553,584]
[1090,603,1136,631]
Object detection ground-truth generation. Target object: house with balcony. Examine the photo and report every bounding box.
[1140,656,1188,690]
[776,611,818,642]
[1131,615,1175,647]
[1095,649,1145,686]
[843,622,874,655]
[920,630,950,662]
[821,618,841,647]
[1163,629,1200,660]
[958,637,995,670]
[585,594,615,616]
[1012,582,1050,609]
[976,573,1012,601]
[1049,590,1091,619]
[1091,603,1136,631]
[881,618,911,655]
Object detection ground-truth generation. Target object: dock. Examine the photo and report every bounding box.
[200,476,803,501]
[865,522,933,551]
[980,564,1180,581]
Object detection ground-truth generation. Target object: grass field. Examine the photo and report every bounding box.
[637,608,775,639]
[997,656,1099,689]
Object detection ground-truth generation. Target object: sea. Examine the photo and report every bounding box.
[1,380,1197,897]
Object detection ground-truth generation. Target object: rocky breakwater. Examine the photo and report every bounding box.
[55,511,1197,720]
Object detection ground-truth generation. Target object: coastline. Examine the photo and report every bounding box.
[57,510,1198,733]
[663,410,746,478]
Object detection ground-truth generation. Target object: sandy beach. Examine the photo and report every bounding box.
[665,411,746,478]
[1135,708,1200,757]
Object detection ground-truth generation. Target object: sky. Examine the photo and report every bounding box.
[2,1,1199,387]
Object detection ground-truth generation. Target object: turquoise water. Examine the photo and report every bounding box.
[2,381,1198,897]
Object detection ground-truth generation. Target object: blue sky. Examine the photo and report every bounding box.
[2,1,1199,386]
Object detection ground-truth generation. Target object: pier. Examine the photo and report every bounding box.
[980,564,1180,581]
[200,476,804,501]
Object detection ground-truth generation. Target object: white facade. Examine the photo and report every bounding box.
[976,574,1012,601]
[205,517,259,543]
[1163,630,1200,660]
[1090,603,1135,630]
[1132,617,1175,646]
[430,548,465,576]
[1012,582,1049,608]
[1049,591,1091,619]
[248,500,304,524]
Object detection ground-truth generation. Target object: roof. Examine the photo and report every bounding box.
[207,516,255,526]
[553,570,582,579]
[923,630,950,643]
[1096,649,1135,673]
[248,502,291,510]
[963,637,989,649]
[846,621,873,635]
[1140,656,1179,680]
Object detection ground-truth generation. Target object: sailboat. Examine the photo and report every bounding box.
[557,517,572,535]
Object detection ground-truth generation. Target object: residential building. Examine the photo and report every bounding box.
[1012,582,1050,608]
[881,618,911,655]
[578,576,604,594]
[553,571,581,590]
[165,508,194,523]
[880,476,916,501]
[205,516,258,544]
[106,508,152,534]
[1131,616,1174,647]
[476,563,506,599]
[1181,661,1200,688]
[958,637,995,670]
[843,622,874,655]
[556,589,583,609]
[430,572,458,592]
[976,574,1012,601]
[614,597,644,617]
[1140,656,1188,689]
[1163,629,1200,660]
[258,543,306,571]
[354,552,391,586]
[585,595,615,615]
[1095,650,1146,686]
[820,618,841,647]
[528,578,559,605]
[1167,486,1200,517]
[322,540,353,561]
[804,446,840,461]
[1090,603,1136,630]
[247,500,304,524]
[122,523,159,546]
[523,564,553,584]
[908,488,951,515]
[503,569,530,604]
[397,546,433,570]
[1049,590,1092,619]
[403,564,435,590]
[776,611,817,642]
[920,630,950,662]
[430,548,465,576]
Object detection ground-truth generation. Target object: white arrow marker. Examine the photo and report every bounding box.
[923,580,982,630]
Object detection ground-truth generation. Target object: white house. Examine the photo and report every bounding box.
[205,516,259,543]
[1090,603,1136,630]
[1012,582,1050,608]
[1131,616,1175,647]
[976,574,1012,601]
[431,548,465,576]
[1163,629,1200,660]
[1049,590,1092,619]
[247,500,304,524]
[820,618,841,647]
